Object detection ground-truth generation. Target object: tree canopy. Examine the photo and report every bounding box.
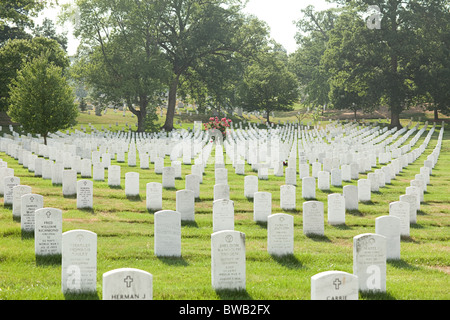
[8,52,78,144]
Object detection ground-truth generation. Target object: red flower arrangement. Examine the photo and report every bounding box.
[203,116,232,140]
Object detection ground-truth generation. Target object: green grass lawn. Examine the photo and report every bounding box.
[0,112,448,300]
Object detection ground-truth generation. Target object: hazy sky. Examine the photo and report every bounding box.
[243,0,335,53]
[37,0,335,56]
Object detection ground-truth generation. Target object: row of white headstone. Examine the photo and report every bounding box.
[0,120,444,299]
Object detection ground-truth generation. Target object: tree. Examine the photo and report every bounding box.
[33,18,68,52]
[7,52,78,145]
[325,0,447,129]
[67,0,170,132]
[0,37,70,112]
[238,47,300,123]
[409,0,450,121]
[289,5,339,109]
[156,0,268,131]
[0,0,45,46]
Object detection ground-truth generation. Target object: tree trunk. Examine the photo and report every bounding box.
[389,108,402,129]
[354,109,357,120]
[434,104,439,122]
[163,76,179,132]
[266,110,271,124]
[137,113,145,132]
[128,100,146,133]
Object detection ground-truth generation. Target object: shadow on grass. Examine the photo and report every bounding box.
[282,209,301,214]
[305,234,331,242]
[36,254,61,266]
[78,207,95,214]
[360,290,396,300]
[387,259,421,271]
[417,210,427,216]
[63,194,77,199]
[21,230,34,239]
[410,223,424,229]
[347,209,364,217]
[157,256,189,267]
[215,288,252,300]
[126,195,142,201]
[182,220,198,228]
[109,185,123,189]
[400,235,419,243]
[270,254,305,270]
[360,200,375,205]
[255,221,267,229]
[64,290,100,300]
[331,223,351,230]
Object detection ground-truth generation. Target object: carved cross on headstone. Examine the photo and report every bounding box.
[333,278,342,290]
[124,275,133,288]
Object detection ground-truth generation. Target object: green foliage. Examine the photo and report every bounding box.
[79,97,87,112]
[7,52,78,144]
[0,0,45,46]
[155,0,269,130]
[68,0,171,132]
[0,37,70,112]
[238,47,299,122]
[289,5,339,108]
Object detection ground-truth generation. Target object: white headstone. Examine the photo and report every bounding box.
[357,179,371,202]
[389,201,410,236]
[285,167,296,186]
[80,159,92,178]
[367,173,379,192]
[102,268,153,300]
[317,171,330,191]
[93,162,104,181]
[21,193,43,233]
[244,175,258,198]
[4,176,20,205]
[154,210,181,257]
[327,193,345,225]
[331,168,342,187]
[185,174,200,198]
[34,207,62,256]
[399,194,417,224]
[353,233,386,292]
[311,271,359,300]
[146,182,162,211]
[302,177,316,199]
[12,185,31,220]
[375,216,401,260]
[176,189,195,221]
[154,157,164,174]
[280,185,296,211]
[253,191,272,222]
[214,184,230,201]
[162,167,175,188]
[62,170,77,197]
[125,172,140,197]
[343,185,358,211]
[77,180,93,209]
[211,230,246,290]
[212,199,234,232]
[62,229,97,294]
[51,162,63,185]
[108,165,121,187]
[215,168,228,185]
[303,201,324,236]
[267,213,294,256]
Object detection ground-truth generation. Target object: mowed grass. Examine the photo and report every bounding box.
[0,118,449,300]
